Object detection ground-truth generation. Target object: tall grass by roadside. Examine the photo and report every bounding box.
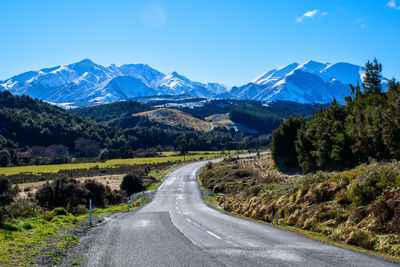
[199,155,400,258]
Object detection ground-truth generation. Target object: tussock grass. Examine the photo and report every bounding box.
[134,108,211,131]
[199,155,400,259]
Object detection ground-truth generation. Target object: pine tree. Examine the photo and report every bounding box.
[271,116,305,171]
[362,58,383,94]
[382,79,400,158]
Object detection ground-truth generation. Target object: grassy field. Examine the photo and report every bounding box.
[0,152,229,176]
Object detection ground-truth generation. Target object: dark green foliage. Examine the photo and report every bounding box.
[362,58,383,94]
[74,138,100,157]
[0,91,253,164]
[0,149,11,167]
[6,199,42,219]
[296,99,354,173]
[120,174,145,195]
[229,101,325,134]
[83,180,108,208]
[180,99,258,119]
[0,91,114,150]
[72,100,150,122]
[35,176,123,210]
[35,177,89,210]
[230,105,282,133]
[274,59,400,173]
[382,80,400,158]
[229,102,324,134]
[0,176,18,206]
[271,116,305,171]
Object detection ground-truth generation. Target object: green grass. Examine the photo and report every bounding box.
[0,152,229,176]
[146,182,161,191]
[0,198,148,266]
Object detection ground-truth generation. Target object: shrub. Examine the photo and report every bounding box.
[6,199,41,219]
[36,176,125,211]
[206,161,213,170]
[0,176,18,206]
[84,180,108,208]
[106,189,125,205]
[0,149,11,167]
[271,116,304,171]
[52,207,69,216]
[71,204,88,215]
[36,177,89,210]
[120,174,145,196]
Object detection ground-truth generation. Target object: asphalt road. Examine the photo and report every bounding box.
[77,159,399,267]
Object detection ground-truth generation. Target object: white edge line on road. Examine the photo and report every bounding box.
[206,231,222,240]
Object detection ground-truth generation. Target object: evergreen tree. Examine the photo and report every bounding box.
[362,58,383,94]
[382,79,400,158]
[271,116,304,171]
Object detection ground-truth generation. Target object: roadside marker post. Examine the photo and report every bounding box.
[275,208,279,225]
[127,196,130,212]
[223,201,225,209]
[89,199,93,226]
[142,191,144,205]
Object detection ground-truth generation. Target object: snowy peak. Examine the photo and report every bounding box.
[233,59,388,104]
[0,59,387,106]
[319,62,365,84]
[0,59,230,105]
[252,63,299,85]
[294,60,328,74]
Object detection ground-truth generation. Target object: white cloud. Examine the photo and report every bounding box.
[386,0,400,9]
[296,9,327,23]
[304,9,319,18]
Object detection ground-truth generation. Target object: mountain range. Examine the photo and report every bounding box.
[0,59,388,107]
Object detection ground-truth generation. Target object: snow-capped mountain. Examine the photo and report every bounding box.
[225,60,389,104]
[0,59,388,106]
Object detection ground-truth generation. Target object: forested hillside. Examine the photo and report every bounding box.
[229,101,324,134]
[0,92,247,166]
[72,100,150,122]
[272,59,400,173]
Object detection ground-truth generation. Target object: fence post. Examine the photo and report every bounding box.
[89,199,92,226]
[275,207,279,225]
[127,196,130,212]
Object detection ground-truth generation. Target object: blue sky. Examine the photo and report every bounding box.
[0,0,399,86]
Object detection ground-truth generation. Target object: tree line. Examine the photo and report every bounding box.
[272,59,400,173]
[0,91,257,166]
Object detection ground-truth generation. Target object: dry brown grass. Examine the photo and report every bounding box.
[199,155,400,259]
[133,108,211,131]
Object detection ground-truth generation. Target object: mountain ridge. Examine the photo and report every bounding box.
[0,59,388,107]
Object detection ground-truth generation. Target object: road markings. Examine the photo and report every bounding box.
[206,230,222,240]
[186,218,192,223]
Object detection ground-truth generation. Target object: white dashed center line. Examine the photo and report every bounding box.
[206,231,222,240]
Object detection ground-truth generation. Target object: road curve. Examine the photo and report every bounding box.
[79,159,399,266]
